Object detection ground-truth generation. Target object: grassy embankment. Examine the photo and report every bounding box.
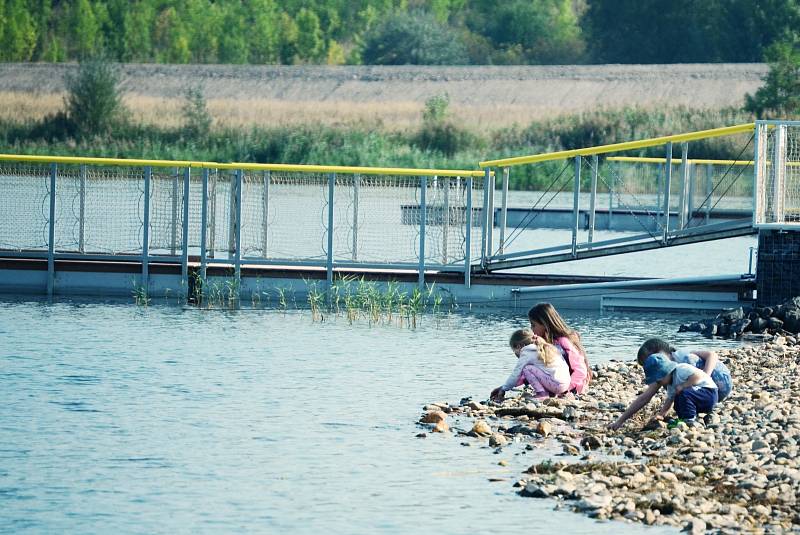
[0,93,758,190]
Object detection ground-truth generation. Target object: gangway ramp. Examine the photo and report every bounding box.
[477,123,759,273]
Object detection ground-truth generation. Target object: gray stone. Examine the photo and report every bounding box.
[520,483,549,498]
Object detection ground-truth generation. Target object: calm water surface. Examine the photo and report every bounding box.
[0,300,742,534]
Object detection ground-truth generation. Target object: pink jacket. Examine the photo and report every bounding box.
[555,336,589,394]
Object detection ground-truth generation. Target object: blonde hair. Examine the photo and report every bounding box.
[528,302,591,382]
[509,328,560,367]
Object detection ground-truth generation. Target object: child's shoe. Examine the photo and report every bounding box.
[667,417,687,429]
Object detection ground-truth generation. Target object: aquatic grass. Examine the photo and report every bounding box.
[132,278,150,306]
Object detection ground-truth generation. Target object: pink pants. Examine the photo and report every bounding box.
[516,365,570,398]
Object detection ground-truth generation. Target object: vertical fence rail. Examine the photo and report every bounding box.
[773,125,787,223]
[588,155,598,245]
[480,169,490,267]
[442,176,449,264]
[662,142,673,242]
[571,156,581,257]
[181,167,190,299]
[234,169,243,293]
[418,176,427,289]
[78,164,86,253]
[499,167,509,255]
[352,173,360,262]
[142,166,152,293]
[465,176,473,288]
[679,143,690,230]
[326,173,335,292]
[200,168,209,284]
[262,171,270,259]
[705,164,713,223]
[753,122,766,226]
[487,170,494,257]
[171,169,179,256]
[47,163,57,296]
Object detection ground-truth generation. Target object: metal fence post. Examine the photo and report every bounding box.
[588,155,598,245]
[487,169,495,257]
[47,163,57,297]
[234,169,243,293]
[352,173,359,261]
[499,167,509,254]
[171,169,179,255]
[418,176,427,290]
[209,169,216,258]
[326,173,335,292]
[572,156,581,257]
[773,124,787,223]
[464,176,473,288]
[608,163,615,230]
[79,164,86,253]
[442,176,449,264]
[678,142,690,230]
[663,142,673,242]
[705,164,713,224]
[753,122,766,226]
[228,172,236,256]
[262,170,270,258]
[200,168,208,285]
[142,166,151,294]
[181,167,190,300]
[687,161,696,225]
[480,169,490,267]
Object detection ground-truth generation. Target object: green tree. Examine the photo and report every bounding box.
[64,55,127,136]
[745,35,800,117]
[153,6,190,63]
[277,12,299,63]
[0,0,37,61]
[295,8,325,62]
[122,1,155,62]
[361,10,469,65]
[246,0,281,64]
[66,0,101,58]
[218,2,248,63]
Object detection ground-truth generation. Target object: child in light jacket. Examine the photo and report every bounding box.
[490,328,570,402]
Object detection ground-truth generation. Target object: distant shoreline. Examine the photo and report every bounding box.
[0,63,767,130]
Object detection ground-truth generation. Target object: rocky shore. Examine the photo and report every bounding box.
[420,336,800,533]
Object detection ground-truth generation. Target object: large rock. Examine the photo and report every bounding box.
[419,410,447,424]
[581,435,602,450]
[489,433,508,447]
[718,307,744,322]
[471,420,492,436]
[783,310,800,334]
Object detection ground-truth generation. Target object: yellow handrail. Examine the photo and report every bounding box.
[607,156,755,166]
[479,123,755,168]
[0,154,489,178]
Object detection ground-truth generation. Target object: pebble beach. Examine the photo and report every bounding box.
[420,335,800,533]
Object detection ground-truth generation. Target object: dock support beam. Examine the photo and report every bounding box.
[234,169,243,296]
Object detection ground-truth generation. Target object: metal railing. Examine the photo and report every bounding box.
[0,155,488,296]
[754,120,800,228]
[477,123,758,271]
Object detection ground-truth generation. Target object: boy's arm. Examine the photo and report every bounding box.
[655,395,674,419]
[692,349,719,376]
[608,382,660,430]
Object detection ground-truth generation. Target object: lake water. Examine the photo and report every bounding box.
[0,298,743,534]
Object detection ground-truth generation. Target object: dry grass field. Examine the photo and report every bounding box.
[0,63,767,130]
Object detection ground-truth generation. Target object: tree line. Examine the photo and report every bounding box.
[1,0,798,65]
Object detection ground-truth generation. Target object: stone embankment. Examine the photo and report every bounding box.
[420,337,800,533]
[680,297,800,340]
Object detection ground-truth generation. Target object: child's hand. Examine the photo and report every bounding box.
[490,387,505,402]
